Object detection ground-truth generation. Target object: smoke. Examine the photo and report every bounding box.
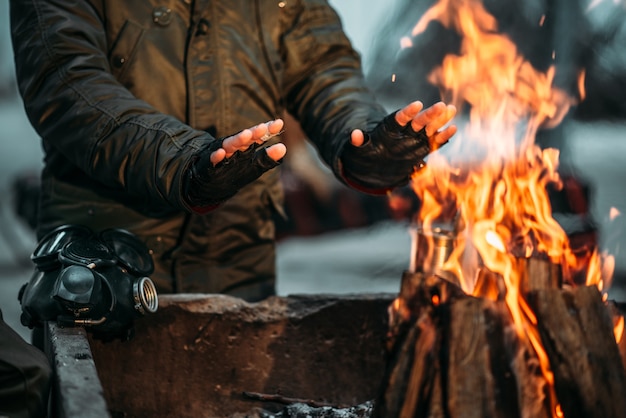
[364,0,626,121]
[576,1,626,120]
[364,0,450,111]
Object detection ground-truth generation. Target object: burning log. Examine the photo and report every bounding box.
[375,271,548,418]
[518,257,562,293]
[608,301,626,370]
[377,273,449,418]
[374,263,626,418]
[528,286,626,418]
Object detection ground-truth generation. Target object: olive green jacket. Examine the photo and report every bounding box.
[10,0,387,295]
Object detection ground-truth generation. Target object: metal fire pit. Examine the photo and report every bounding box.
[45,293,394,418]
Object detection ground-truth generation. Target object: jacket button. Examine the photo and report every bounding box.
[112,55,126,68]
[196,18,210,36]
[153,7,173,26]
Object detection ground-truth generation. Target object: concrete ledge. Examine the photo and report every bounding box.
[45,322,110,418]
[89,293,394,417]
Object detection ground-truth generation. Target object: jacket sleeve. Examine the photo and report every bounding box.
[9,0,209,212]
[280,0,389,180]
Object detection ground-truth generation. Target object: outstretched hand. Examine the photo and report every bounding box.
[350,101,457,148]
[340,100,458,191]
[184,118,287,209]
[210,119,286,166]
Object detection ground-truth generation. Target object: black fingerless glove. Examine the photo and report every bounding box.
[340,112,431,191]
[184,139,282,208]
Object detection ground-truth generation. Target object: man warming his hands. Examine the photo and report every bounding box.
[10,0,457,301]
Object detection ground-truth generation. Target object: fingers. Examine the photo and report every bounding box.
[263,118,284,139]
[395,101,425,126]
[222,119,284,157]
[353,101,457,149]
[395,101,457,144]
[209,148,226,166]
[431,124,457,149]
[350,129,365,147]
[266,143,287,161]
[410,102,457,146]
[250,118,284,145]
[209,141,286,166]
[409,102,446,132]
[222,129,253,157]
[424,104,456,136]
[210,118,284,166]
[425,104,457,145]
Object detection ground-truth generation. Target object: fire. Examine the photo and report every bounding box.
[616,315,625,343]
[431,294,440,306]
[408,0,598,290]
[397,0,616,415]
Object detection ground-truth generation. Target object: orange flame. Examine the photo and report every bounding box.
[409,0,599,289]
[615,315,625,344]
[431,294,440,306]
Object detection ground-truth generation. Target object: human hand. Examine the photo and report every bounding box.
[184,119,287,208]
[209,119,286,165]
[341,101,457,190]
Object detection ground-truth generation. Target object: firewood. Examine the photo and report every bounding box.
[607,301,626,370]
[528,286,626,418]
[473,267,505,301]
[517,257,561,295]
[375,271,440,418]
[375,271,552,418]
[374,272,446,418]
[377,262,625,418]
[445,298,550,418]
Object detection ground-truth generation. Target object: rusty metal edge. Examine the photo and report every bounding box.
[44,322,111,418]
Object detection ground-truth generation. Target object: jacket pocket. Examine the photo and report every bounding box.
[108,20,146,82]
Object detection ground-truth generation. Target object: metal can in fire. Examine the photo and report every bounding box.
[411,225,456,275]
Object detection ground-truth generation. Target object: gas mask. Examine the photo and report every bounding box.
[19,225,159,341]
